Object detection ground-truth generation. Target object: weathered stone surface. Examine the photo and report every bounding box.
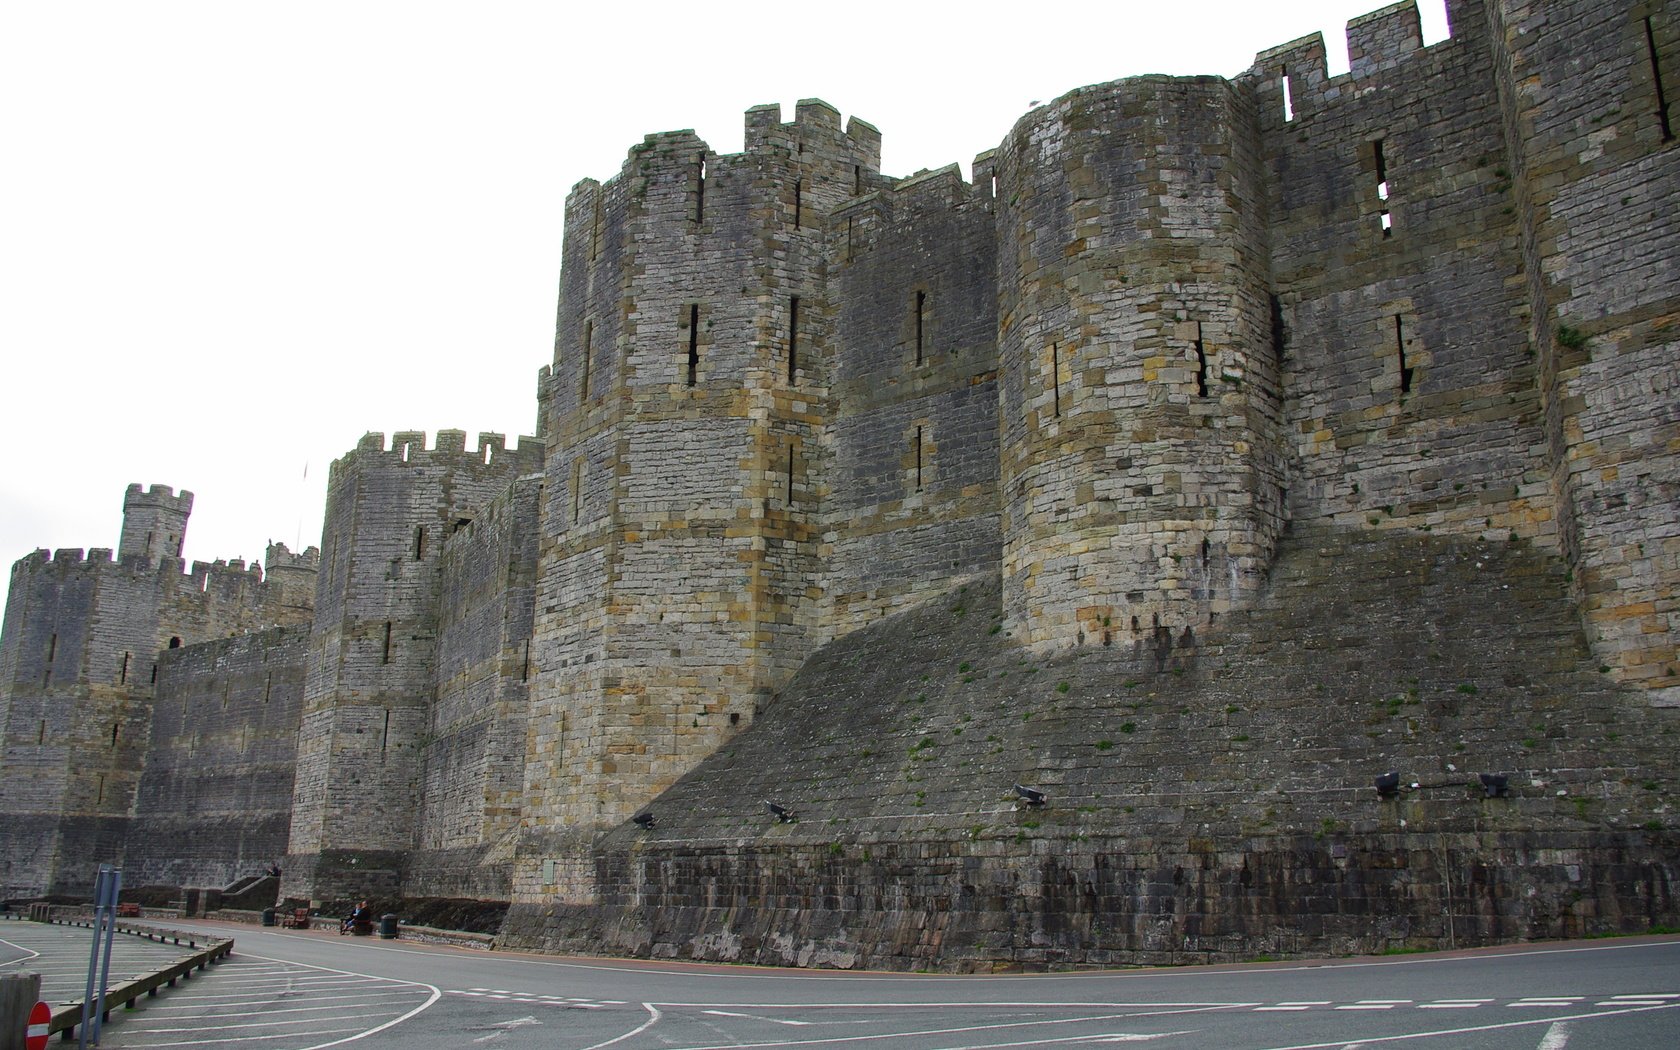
[500,526,1679,967]
[1,0,1675,969]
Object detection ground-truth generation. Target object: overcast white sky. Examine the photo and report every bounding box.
[0,1,1448,614]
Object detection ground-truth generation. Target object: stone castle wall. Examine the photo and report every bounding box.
[0,1,1673,948]
[0,485,316,897]
[285,430,538,902]
[405,473,541,900]
[125,626,308,889]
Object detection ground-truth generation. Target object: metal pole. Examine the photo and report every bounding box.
[78,866,108,1050]
[91,868,122,1044]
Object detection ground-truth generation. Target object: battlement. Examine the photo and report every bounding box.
[1245,0,1460,127]
[892,163,970,210]
[123,483,194,514]
[335,430,541,478]
[1347,1,1425,79]
[743,99,882,168]
[265,542,320,572]
[188,558,265,586]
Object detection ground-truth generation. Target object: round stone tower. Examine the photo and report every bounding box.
[993,76,1286,652]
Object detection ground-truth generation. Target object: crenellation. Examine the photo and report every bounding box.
[1347,1,1427,80]
[1,0,1674,960]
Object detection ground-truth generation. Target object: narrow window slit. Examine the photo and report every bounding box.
[853,165,861,194]
[413,525,425,561]
[1194,322,1208,397]
[1270,294,1287,362]
[1281,66,1295,122]
[1648,17,1674,142]
[590,195,602,261]
[793,179,802,228]
[111,723,119,748]
[38,720,46,745]
[786,445,796,504]
[572,460,584,524]
[915,290,926,365]
[1373,139,1392,236]
[1052,342,1062,417]
[695,154,706,223]
[381,708,391,760]
[915,426,924,491]
[582,320,593,398]
[1396,314,1414,394]
[47,633,56,662]
[788,296,800,383]
[522,641,531,682]
[686,304,700,386]
[1201,538,1211,567]
[119,652,129,685]
[382,621,392,664]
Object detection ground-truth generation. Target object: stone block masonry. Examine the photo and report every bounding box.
[0,0,1674,968]
[0,488,315,897]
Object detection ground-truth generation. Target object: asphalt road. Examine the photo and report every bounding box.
[31,920,1680,1050]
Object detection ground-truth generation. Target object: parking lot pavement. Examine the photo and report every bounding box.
[0,916,212,1006]
[90,950,438,1049]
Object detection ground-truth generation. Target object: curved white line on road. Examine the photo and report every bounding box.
[642,1002,1248,1050]
[578,1002,661,1050]
[233,949,442,1050]
[0,935,42,965]
[1248,1000,1680,1050]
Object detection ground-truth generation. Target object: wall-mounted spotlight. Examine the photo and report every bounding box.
[1374,771,1401,799]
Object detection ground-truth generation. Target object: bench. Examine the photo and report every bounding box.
[280,907,311,929]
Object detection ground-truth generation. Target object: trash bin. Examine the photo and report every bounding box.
[378,914,398,939]
[261,907,276,927]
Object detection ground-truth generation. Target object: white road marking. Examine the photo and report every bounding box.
[1247,1001,1680,1050]
[577,1002,662,1050]
[1536,1020,1571,1049]
[1334,1000,1409,1010]
[704,1010,813,1025]
[119,1027,369,1047]
[1511,998,1582,1007]
[1418,999,1491,1009]
[641,1003,1247,1050]
[194,949,442,1050]
[1256,1001,1329,1011]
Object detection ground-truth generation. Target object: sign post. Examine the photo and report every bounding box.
[78,865,121,1049]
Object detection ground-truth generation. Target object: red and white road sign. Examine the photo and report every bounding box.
[25,999,50,1050]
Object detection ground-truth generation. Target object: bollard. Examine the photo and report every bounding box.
[1,972,43,1050]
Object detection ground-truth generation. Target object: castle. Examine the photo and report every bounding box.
[3,0,1677,964]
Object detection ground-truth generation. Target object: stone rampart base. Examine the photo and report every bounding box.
[497,828,1678,971]
[281,848,405,905]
